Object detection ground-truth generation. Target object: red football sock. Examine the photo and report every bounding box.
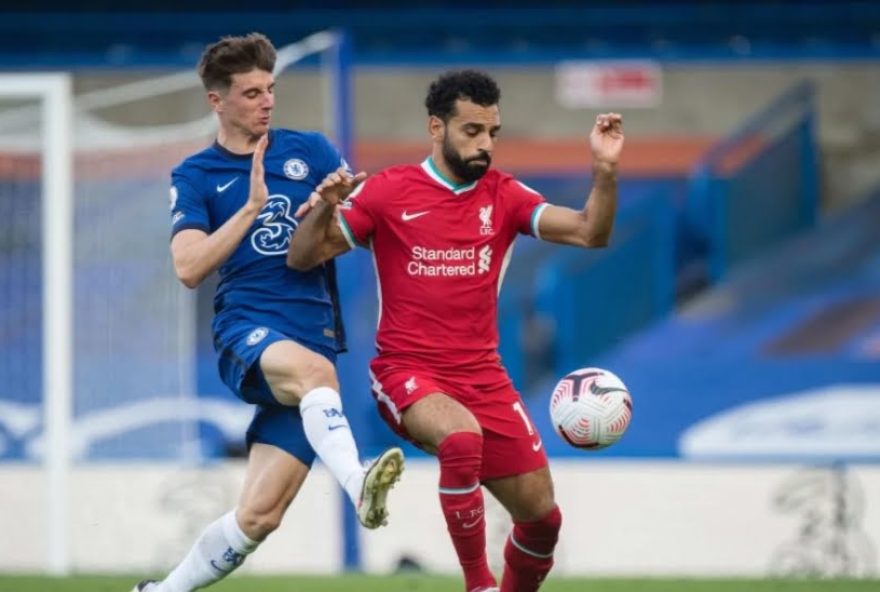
[500,505,562,592]
[437,431,496,592]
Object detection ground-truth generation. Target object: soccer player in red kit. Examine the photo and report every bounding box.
[288,70,623,592]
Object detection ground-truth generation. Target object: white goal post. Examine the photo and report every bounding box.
[0,73,74,575]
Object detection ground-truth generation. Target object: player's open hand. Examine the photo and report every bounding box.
[590,113,624,166]
[248,134,270,212]
[295,167,367,218]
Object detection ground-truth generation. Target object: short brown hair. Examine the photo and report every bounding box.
[197,32,276,92]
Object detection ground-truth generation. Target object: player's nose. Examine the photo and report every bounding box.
[477,133,495,152]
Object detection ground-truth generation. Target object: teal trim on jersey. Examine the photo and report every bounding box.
[530,203,549,238]
[422,157,477,195]
[338,213,366,249]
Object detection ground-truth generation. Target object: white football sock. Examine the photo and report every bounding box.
[299,386,365,506]
[156,510,258,592]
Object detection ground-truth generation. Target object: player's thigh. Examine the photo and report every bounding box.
[403,392,482,453]
[259,339,338,406]
[484,466,556,522]
[238,442,311,534]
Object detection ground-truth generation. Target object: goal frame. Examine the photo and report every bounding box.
[0,73,74,575]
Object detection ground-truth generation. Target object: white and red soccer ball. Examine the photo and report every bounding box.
[549,367,632,450]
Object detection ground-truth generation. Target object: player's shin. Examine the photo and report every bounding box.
[437,431,496,592]
[500,505,562,592]
[299,386,365,505]
[156,510,259,592]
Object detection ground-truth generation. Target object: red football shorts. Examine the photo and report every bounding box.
[369,360,549,481]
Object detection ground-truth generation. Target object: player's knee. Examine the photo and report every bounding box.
[272,355,338,403]
[519,487,558,522]
[299,354,337,391]
[523,505,562,541]
[537,504,563,535]
[438,430,483,457]
[407,395,481,450]
[437,431,483,475]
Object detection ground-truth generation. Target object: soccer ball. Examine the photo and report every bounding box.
[549,367,632,449]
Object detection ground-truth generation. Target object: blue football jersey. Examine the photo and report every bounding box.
[169,128,347,353]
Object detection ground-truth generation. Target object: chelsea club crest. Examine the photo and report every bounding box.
[283,158,309,180]
[246,327,269,346]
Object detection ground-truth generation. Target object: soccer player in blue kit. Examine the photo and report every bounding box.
[132,33,404,592]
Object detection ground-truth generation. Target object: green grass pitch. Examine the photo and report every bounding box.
[0,574,877,592]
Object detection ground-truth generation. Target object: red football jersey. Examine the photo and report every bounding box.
[338,158,547,374]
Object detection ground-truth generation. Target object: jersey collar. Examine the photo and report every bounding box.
[213,129,274,160]
[421,157,478,195]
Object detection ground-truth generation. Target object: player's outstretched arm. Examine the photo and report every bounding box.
[171,135,270,288]
[537,113,623,248]
[287,167,366,271]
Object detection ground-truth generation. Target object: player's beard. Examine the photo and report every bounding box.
[442,133,491,183]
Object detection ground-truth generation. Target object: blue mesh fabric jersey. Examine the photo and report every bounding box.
[170,128,347,356]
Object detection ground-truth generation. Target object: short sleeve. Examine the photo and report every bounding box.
[503,177,548,237]
[311,132,351,180]
[170,172,210,237]
[337,175,384,249]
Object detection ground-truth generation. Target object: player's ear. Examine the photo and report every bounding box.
[206,90,223,113]
[428,115,444,142]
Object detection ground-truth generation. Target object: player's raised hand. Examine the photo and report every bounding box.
[247,134,270,212]
[294,167,367,218]
[590,113,624,166]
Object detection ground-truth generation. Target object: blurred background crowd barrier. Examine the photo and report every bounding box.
[0,0,878,580]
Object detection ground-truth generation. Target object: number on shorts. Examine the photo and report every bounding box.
[512,401,535,436]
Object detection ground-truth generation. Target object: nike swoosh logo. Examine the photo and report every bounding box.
[462,517,483,529]
[210,560,232,574]
[401,210,429,221]
[532,439,543,452]
[216,177,239,193]
[328,424,348,431]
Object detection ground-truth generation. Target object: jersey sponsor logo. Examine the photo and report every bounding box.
[283,158,309,180]
[171,211,185,225]
[252,195,298,256]
[401,210,430,221]
[406,245,493,277]
[216,177,239,193]
[532,438,543,452]
[479,204,494,235]
[169,186,178,210]
[246,327,269,346]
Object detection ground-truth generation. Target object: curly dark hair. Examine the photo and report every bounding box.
[425,69,501,122]
[198,32,276,92]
